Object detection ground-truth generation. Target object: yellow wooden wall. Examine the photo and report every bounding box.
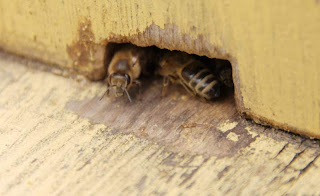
[0,0,319,137]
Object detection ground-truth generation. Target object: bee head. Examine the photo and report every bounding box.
[110,51,140,78]
[109,73,131,97]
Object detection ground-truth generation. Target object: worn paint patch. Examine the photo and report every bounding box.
[66,76,256,158]
[217,121,238,133]
[245,126,258,138]
[226,132,239,142]
[67,18,106,80]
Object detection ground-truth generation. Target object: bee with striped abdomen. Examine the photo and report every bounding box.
[101,44,148,102]
[209,59,233,88]
[157,51,222,100]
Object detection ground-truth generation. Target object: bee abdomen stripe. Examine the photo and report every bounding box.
[188,69,210,86]
[195,74,214,92]
[202,80,219,94]
[181,62,203,81]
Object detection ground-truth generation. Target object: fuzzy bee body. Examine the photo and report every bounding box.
[102,44,146,102]
[179,61,222,100]
[158,52,221,100]
[210,59,233,88]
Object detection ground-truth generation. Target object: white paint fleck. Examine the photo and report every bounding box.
[245,126,258,138]
[217,121,238,133]
[227,132,239,142]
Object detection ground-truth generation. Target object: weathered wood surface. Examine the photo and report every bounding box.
[1,52,320,195]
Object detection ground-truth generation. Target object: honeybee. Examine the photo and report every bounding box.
[209,59,233,88]
[157,51,222,100]
[101,44,148,102]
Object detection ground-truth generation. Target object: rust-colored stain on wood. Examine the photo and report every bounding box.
[67,19,106,80]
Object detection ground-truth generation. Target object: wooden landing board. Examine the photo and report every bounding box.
[0,52,320,195]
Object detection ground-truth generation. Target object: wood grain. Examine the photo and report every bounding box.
[0,52,320,195]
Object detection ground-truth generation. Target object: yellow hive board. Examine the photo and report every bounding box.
[0,0,319,137]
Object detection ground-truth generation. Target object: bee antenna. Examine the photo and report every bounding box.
[100,87,110,101]
[124,88,132,103]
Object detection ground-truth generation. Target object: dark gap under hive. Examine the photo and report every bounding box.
[64,42,252,158]
[104,42,234,103]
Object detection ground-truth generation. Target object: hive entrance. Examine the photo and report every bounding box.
[104,42,234,104]
[68,43,240,157]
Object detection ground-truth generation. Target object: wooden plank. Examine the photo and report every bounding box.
[1,52,320,195]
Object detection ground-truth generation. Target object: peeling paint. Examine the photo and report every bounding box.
[217,121,238,133]
[245,126,258,138]
[226,132,239,142]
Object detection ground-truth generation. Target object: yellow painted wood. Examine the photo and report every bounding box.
[0,0,319,137]
[1,52,320,195]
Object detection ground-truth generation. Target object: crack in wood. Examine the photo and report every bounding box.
[178,158,209,186]
[279,148,307,174]
[217,165,232,180]
[274,142,289,158]
[298,153,320,178]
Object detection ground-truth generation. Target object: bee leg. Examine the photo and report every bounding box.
[100,87,110,101]
[99,82,111,101]
[133,80,142,101]
[124,88,132,102]
[179,81,197,97]
[161,76,170,97]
